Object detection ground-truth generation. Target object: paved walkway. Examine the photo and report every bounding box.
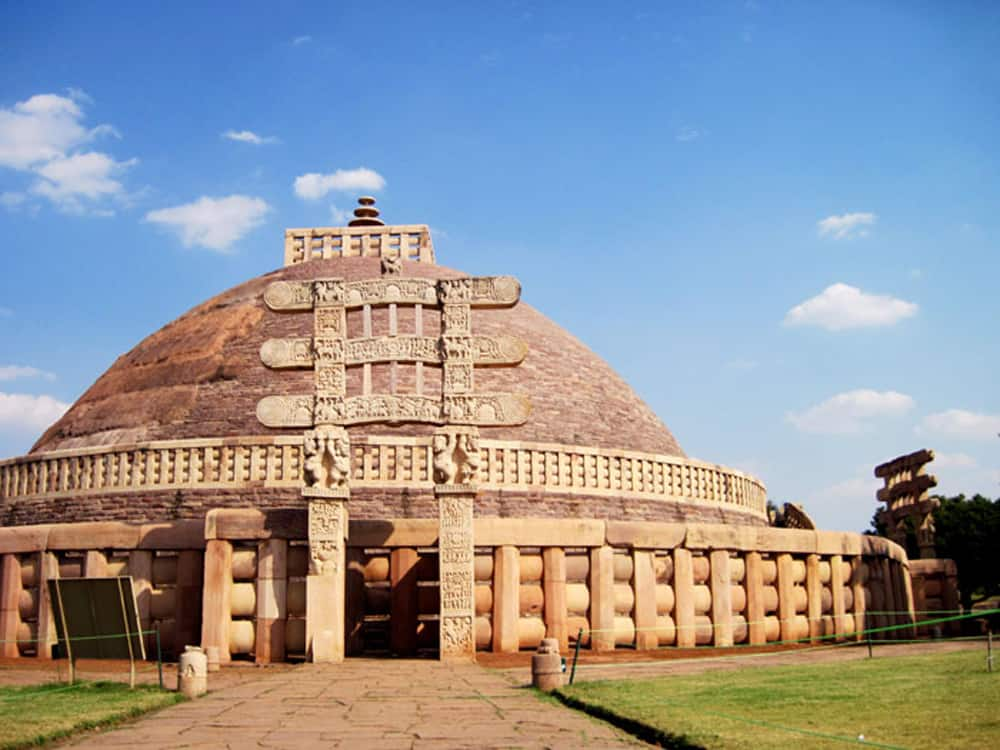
[62,659,645,749]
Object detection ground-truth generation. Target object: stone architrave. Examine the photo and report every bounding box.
[256,275,530,430]
[434,426,479,661]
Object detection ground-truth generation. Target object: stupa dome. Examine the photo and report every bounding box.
[32,256,683,458]
[3,204,766,528]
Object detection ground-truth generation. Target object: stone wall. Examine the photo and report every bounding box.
[198,510,915,661]
[0,512,918,663]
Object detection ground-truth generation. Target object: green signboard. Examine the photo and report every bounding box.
[47,576,145,661]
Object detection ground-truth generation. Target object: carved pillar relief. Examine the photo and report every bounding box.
[308,498,346,577]
[435,426,479,661]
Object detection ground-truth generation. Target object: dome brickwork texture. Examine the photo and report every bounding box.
[35,258,683,458]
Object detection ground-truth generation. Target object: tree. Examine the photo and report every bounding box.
[932,494,1000,610]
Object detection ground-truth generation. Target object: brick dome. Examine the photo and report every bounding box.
[33,256,685,457]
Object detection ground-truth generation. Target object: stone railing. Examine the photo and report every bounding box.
[284,224,435,266]
[0,514,913,662]
[0,436,767,519]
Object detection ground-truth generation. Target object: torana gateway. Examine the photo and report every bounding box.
[0,200,918,663]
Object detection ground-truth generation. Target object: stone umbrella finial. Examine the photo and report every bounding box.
[347,196,385,227]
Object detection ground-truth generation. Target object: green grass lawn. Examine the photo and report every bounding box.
[556,649,1000,749]
[0,681,182,750]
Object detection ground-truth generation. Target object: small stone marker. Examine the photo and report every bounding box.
[531,637,564,691]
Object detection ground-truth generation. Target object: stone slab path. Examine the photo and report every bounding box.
[61,659,646,749]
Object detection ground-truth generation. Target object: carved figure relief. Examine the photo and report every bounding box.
[314,338,345,362]
[303,426,351,490]
[437,489,475,658]
[260,335,524,369]
[309,499,345,576]
[442,304,470,334]
[432,432,458,485]
[260,338,313,369]
[315,365,345,395]
[315,307,344,335]
[310,537,340,576]
[437,276,520,306]
[440,615,474,656]
[432,427,481,487]
[313,279,344,306]
[443,363,473,394]
[343,278,437,307]
[343,394,442,423]
[381,253,402,275]
[264,280,313,311]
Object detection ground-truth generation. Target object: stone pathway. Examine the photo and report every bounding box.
[62,659,646,749]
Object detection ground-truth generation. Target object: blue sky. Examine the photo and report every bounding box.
[1,2,997,531]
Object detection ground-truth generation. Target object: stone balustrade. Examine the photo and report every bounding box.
[284,225,435,266]
[0,437,768,520]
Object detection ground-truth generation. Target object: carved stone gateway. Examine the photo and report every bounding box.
[434,426,479,661]
[875,449,938,559]
[255,212,530,661]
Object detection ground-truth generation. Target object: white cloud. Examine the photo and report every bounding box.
[0,93,88,169]
[0,365,55,382]
[294,167,385,200]
[292,35,312,45]
[222,129,279,145]
[817,212,877,239]
[918,409,1000,441]
[0,392,69,433]
[145,195,271,252]
[30,151,136,213]
[783,283,917,331]
[787,389,915,435]
[0,91,132,214]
